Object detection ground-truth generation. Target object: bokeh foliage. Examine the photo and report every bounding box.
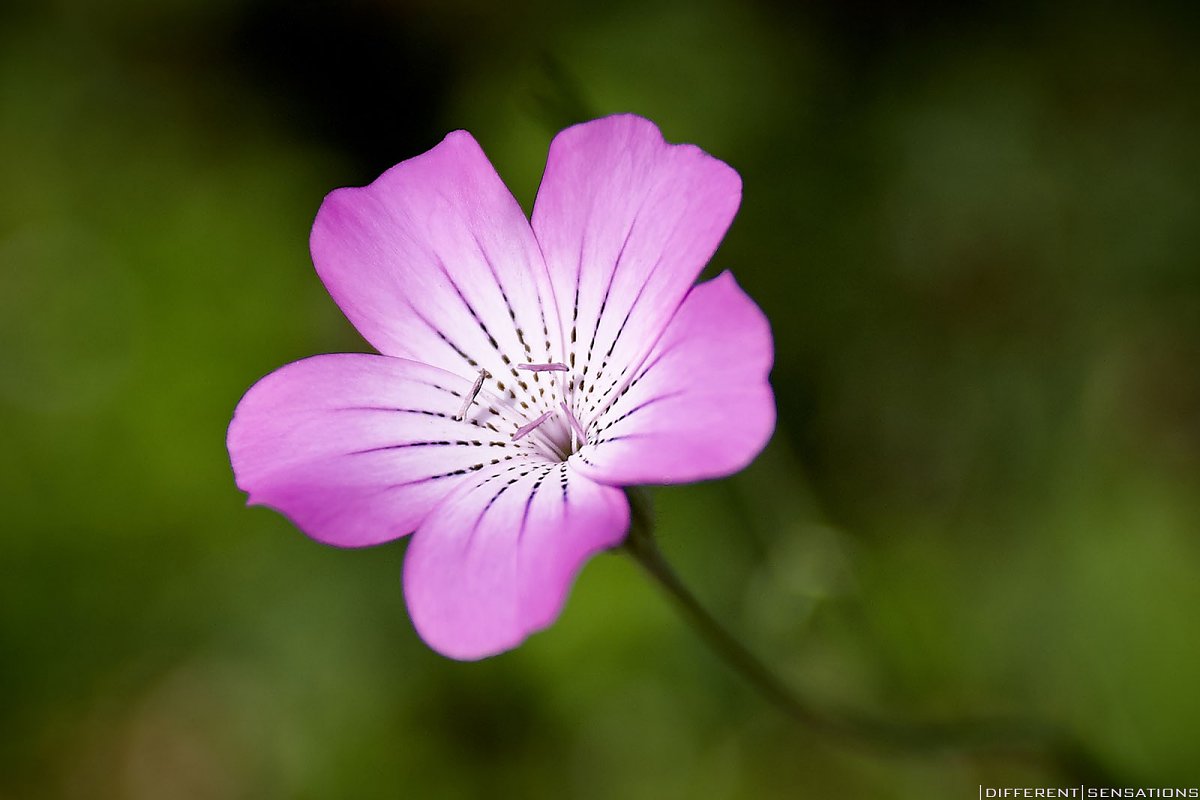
[2,0,1198,797]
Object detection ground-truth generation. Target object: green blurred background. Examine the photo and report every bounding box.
[3,0,1199,797]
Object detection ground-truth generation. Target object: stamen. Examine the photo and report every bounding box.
[517,362,569,372]
[452,369,488,421]
[560,400,586,443]
[511,410,554,441]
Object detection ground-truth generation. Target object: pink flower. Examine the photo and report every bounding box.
[227,115,775,660]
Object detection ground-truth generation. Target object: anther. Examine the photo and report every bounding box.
[560,401,586,443]
[511,410,554,442]
[453,369,488,421]
[517,362,569,372]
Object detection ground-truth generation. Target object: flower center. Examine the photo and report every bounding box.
[510,363,590,460]
[451,364,589,462]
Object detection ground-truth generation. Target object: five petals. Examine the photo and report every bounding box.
[228,114,775,658]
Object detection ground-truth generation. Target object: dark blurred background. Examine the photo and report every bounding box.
[3,0,1199,797]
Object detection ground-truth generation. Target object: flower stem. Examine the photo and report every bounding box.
[621,489,1120,785]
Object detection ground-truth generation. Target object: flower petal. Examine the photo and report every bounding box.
[403,462,630,660]
[531,114,742,423]
[310,131,565,419]
[227,354,555,547]
[571,272,775,485]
